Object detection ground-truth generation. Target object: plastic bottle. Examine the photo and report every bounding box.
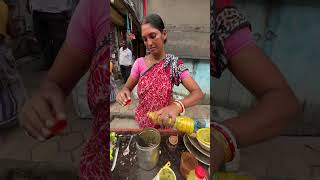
[186,165,206,180]
[147,112,206,134]
[180,152,198,178]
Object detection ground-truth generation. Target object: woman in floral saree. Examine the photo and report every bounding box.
[116,14,204,128]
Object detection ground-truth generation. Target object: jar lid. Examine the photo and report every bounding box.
[169,135,178,145]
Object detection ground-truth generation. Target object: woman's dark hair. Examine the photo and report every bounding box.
[142,14,167,43]
[142,14,165,32]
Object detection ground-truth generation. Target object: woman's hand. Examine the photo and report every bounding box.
[155,103,181,127]
[116,87,131,106]
[211,133,225,176]
[19,81,66,141]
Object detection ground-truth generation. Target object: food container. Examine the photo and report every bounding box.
[153,161,177,180]
[196,128,210,151]
[166,135,179,151]
[180,152,198,178]
[136,128,161,170]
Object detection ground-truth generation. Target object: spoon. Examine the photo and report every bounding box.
[123,135,134,156]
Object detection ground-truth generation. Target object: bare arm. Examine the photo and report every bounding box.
[222,44,302,147]
[19,42,92,140]
[123,76,139,92]
[180,76,205,108]
[42,42,91,96]
[153,75,204,125]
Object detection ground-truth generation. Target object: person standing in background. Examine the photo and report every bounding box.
[110,60,117,103]
[0,0,26,128]
[119,40,133,83]
[26,0,75,69]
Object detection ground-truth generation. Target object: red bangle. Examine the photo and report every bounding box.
[175,100,185,113]
[172,101,183,113]
[213,123,236,162]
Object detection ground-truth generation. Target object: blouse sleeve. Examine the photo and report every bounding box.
[177,59,190,80]
[225,27,255,60]
[130,57,144,78]
[65,0,96,55]
[211,0,254,78]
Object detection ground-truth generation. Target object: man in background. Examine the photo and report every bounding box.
[26,0,78,69]
[119,41,133,83]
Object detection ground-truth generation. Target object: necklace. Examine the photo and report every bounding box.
[149,54,166,63]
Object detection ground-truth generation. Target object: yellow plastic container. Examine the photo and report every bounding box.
[147,112,195,134]
[153,161,177,180]
[196,128,210,151]
[196,128,210,145]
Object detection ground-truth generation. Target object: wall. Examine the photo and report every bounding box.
[130,0,144,22]
[147,0,210,59]
[146,0,210,104]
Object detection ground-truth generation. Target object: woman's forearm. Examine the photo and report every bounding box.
[180,76,205,109]
[222,87,301,147]
[123,76,139,92]
[180,89,204,108]
[45,42,91,96]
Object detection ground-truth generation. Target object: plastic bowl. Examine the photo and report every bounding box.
[196,128,210,151]
[156,167,176,180]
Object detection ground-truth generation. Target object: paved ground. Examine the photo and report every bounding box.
[0,57,87,179]
[0,57,319,179]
